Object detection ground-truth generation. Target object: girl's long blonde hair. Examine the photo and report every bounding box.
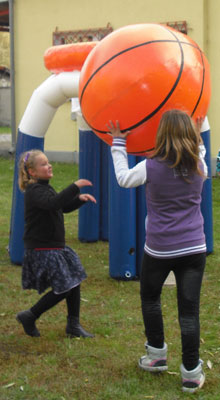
[18,150,44,191]
[151,109,203,177]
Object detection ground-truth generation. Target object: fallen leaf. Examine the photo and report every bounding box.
[207,360,213,369]
[3,382,15,389]
[167,371,179,375]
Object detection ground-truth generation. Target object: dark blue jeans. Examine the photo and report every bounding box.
[140,252,206,370]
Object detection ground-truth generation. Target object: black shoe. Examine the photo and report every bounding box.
[66,316,94,338]
[16,310,40,337]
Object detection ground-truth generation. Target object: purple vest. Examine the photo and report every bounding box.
[145,158,206,258]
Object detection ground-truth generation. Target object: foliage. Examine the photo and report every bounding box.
[0,126,11,134]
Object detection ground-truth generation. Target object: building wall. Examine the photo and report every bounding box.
[205,0,220,159]
[13,0,217,164]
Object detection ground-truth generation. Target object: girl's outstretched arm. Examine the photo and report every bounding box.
[108,120,147,188]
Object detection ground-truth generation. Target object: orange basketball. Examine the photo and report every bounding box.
[79,23,211,155]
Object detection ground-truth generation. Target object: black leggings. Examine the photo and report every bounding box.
[31,285,81,319]
[140,252,206,370]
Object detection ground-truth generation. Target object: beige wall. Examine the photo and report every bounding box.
[14,0,217,159]
[205,0,220,156]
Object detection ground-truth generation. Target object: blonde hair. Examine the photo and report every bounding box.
[18,150,44,191]
[151,109,203,178]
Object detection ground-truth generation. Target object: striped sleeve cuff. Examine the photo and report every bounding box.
[112,137,126,147]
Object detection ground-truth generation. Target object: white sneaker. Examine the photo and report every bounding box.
[181,359,205,393]
[138,343,168,372]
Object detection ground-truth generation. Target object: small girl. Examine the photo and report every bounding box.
[16,149,96,338]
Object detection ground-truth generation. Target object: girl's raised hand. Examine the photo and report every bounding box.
[74,179,93,188]
[195,116,204,133]
[79,193,97,203]
[106,120,130,139]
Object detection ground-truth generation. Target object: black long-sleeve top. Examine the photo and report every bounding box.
[23,179,85,249]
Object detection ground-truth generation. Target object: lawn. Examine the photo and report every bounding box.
[0,156,220,400]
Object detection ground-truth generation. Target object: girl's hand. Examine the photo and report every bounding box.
[195,116,204,133]
[106,120,130,139]
[79,193,97,203]
[74,179,93,188]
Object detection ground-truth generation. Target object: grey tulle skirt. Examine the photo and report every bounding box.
[22,246,87,294]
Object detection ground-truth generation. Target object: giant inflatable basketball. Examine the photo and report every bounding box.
[79,23,211,155]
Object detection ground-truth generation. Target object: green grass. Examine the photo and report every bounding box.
[0,156,220,399]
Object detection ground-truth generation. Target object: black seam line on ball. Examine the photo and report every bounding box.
[84,34,184,134]
[79,37,186,107]
[179,40,205,117]
[191,48,205,117]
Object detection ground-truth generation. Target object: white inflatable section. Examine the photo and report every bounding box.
[201,116,209,133]
[19,71,80,138]
[76,111,91,131]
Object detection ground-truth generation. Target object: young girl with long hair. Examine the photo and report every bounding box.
[17,150,96,339]
[108,109,207,393]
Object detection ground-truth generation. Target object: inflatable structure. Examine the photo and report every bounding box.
[9,23,213,272]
